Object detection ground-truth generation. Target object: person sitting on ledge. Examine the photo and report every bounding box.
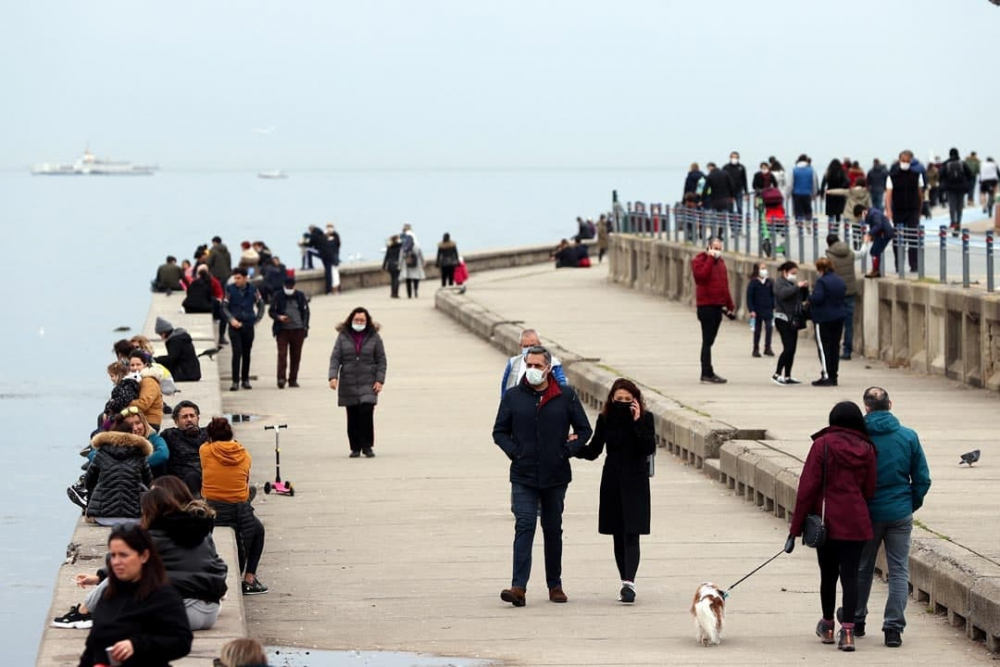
[182,265,217,314]
[154,317,201,383]
[152,255,184,294]
[552,239,578,268]
[573,239,591,268]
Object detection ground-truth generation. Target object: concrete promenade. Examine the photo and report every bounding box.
[220,276,993,665]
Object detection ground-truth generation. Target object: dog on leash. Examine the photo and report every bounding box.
[691,582,726,646]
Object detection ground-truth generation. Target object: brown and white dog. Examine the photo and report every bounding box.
[691,582,726,646]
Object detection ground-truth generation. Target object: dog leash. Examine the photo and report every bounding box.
[723,548,786,599]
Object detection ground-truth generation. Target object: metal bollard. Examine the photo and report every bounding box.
[898,229,906,280]
[812,219,819,262]
[797,219,805,264]
[962,228,970,288]
[757,219,763,257]
[723,216,731,252]
[988,230,995,292]
[860,224,868,274]
[939,225,948,283]
[745,212,752,255]
[917,226,925,280]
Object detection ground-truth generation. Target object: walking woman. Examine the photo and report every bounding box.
[78,524,192,667]
[810,258,847,387]
[435,233,460,287]
[329,307,387,458]
[382,235,403,298]
[821,159,850,223]
[772,261,809,385]
[576,378,655,604]
[399,225,426,298]
[746,262,774,358]
[787,401,876,652]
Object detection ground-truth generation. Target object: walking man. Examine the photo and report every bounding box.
[207,236,233,344]
[940,148,973,235]
[223,267,264,391]
[825,235,858,360]
[501,329,567,396]
[885,150,924,273]
[722,151,749,217]
[268,276,310,389]
[704,162,737,238]
[851,386,932,648]
[493,345,592,607]
[691,237,735,384]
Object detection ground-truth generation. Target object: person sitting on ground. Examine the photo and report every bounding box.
[152,256,184,293]
[216,638,271,667]
[84,418,154,526]
[141,485,228,630]
[182,265,217,314]
[77,524,193,667]
[180,259,194,287]
[127,350,165,430]
[101,363,141,430]
[153,317,201,383]
[552,239,578,268]
[130,337,178,397]
[160,400,208,494]
[200,416,268,596]
[573,239,592,267]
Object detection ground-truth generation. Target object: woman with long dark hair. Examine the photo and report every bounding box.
[787,401,876,652]
[771,261,809,385]
[328,307,388,458]
[576,378,656,604]
[821,159,851,223]
[78,524,192,666]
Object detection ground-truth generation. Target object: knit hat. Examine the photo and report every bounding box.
[154,317,173,335]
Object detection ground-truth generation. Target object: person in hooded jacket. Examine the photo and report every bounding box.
[182,266,216,314]
[787,401,877,652]
[127,350,164,430]
[746,262,775,358]
[435,233,460,287]
[328,307,387,458]
[269,276,310,389]
[141,484,228,630]
[101,363,141,429]
[576,378,655,604]
[792,155,819,221]
[809,258,847,387]
[821,159,851,223]
[160,400,208,494]
[258,255,288,304]
[200,417,267,596]
[85,420,154,526]
[77,524,192,667]
[683,163,706,205]
[824,235,858,360]
[399,225,426,298]
[154,317,201,382]
[382,234,403,298]
[771,261,809,385]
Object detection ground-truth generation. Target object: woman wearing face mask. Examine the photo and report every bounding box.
[329,307,388,458]
[268,276,310,389]
[576,378,656,604]
[772,261,810,385]
[746,262,775,358]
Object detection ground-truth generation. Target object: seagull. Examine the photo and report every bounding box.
[960,450,981,466]
[254,127,275,134]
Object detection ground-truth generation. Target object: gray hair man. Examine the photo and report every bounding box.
[501,329,567,396]
[849,387,931,647]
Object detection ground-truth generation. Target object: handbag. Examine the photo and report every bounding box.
[801,443,828,548]
[405,252,418,268]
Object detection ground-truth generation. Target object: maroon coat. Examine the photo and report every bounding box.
[789,426,877,542]
[691,252,735,311]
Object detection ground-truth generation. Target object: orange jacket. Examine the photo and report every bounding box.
[200,440,251,503]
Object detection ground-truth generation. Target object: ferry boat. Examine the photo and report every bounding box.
[257,170,289,180]
[31,148,157,176]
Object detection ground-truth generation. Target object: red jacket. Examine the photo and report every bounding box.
[691,252,735,310]
[789,426,877,542]
[209,275,224,300]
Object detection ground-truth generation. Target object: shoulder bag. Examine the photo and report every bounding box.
[801,443,828,548]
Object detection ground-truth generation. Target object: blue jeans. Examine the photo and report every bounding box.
[842,295,855,356]
[871,190,885,211]
[856,515,912,632]
[511,482,567,589]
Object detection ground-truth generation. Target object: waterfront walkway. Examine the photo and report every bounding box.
[221,274,994,665]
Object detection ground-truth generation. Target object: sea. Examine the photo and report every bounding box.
[0,167,686,663]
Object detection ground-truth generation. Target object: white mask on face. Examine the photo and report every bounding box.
[283,288,295,296]
[760,269,768,278]
[730,158,739,165]
[899,162,911,171]
[710,248,722,258]
[761,167,769,174]
[788,273,798,281]
[351,323,366,332]
[525,367,546,386]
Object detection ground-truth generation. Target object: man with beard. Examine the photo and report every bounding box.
[160,400,208,493]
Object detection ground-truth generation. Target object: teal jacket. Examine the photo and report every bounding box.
[864,411,931,523]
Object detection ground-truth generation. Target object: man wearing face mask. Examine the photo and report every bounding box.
[222,268,265,391]
[884,150,924,273]
[691,238,736,384]
[722,151,750,217]
[493,345,592,608]
[501,329,568,396]
[268,276,310,389]
[160,400,207,494]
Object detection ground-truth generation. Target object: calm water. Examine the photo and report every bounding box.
[0,167,683,663]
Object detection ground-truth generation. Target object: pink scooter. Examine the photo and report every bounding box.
[262,424,294,496]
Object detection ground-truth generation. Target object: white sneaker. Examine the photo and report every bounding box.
[771,374,787,385]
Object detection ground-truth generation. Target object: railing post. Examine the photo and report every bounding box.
[723,215,731,252]
[797,219,805,264]
[756,218,763,257]
[812,218,819,263]
[745,212,751,255]
[898,228,906,280]
[860,224,868,274]
[962,228,970,288]
[939,225,948,283]
[917,226,925,280]
[988,230,995,293]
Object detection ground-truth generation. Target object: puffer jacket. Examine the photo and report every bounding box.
[182,275,215,314]
[130,368,164,428]
[691,252,735,310]
[328,329,387,407]
[161,426,208,487]
[85,432,153,518]
[436,241,459,268]
[148,509,228,603]
[825,241,859,297]
[154,328,201,382]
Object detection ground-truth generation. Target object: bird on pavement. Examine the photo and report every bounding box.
[198,347,220,360]
[960,449,980,466]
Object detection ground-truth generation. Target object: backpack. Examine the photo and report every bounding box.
[761,186,784,208]
[945,160,965,185]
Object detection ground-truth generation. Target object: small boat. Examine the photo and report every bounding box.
[31,148,156,176]
[257,170,289,180]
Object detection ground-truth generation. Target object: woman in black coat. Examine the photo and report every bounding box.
[577,378,656,604]
[821,159,851,223]
[328,307,387,458]
[79,524,192,667]
[85,423,154,525]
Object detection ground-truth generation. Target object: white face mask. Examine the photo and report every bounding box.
[761,168,769,174]
[760,269,768,278]
[899,162,911,171]
[283,288,295,296]
[525,367,547,386]
[730,158,739,165]
[788,273,798,281]
[709,248,722,258]
[351,323,366,332]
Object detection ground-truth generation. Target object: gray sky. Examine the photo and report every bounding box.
[3,0,998,170]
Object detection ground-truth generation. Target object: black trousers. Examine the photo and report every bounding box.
[891,211,920,272]
[440,266,456,287]
[346,403,375,451]
[753,316,773,352]
[230,325,255,384]
[774,318,799,378]
[697,305,723,377]
[405,279,420,298]
[613,532,641,582]
[388,269,400,297]
[815,320,844,381]
[208,500,265,575]
[817,539,864,623]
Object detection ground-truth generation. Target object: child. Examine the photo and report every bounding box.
[101,363,141,430]
[857,204,894,278]
[746,262,775,357]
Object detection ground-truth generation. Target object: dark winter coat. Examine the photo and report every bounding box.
[789,426,877,542]
[328,329,387,407]
[752,171,777,192]
[148,510,228,603]
[825,241,858,297]
[85,431,154,519]
[492,378,593,489]
[722,162,749,195]
[578,408,655,534]
[160,427,207,488]
[705,168,736,204]
[104,378,140,417]
[155,328,201,382]
[223,283,264,327]
[691,252,735,310]
[683,170,705,196]
[182,275,215,314]
[268,290,310,337]
[308,227,335,263]
[206,243,232,283]
[746,277,775,318]
[436,241,459,268]
[773,276,807,321]
[888,164,923,216]
[867,164,889,194]
[261,261,288,296]
[78,581,192,667]
[808,271,847,323]
[154,263,184,291]
[821,169,851,216]
[940,157,973,193]
[864,208,894,239]
[383,241,402,272]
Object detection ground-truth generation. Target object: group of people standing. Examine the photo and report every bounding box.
[381,224,466,298]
